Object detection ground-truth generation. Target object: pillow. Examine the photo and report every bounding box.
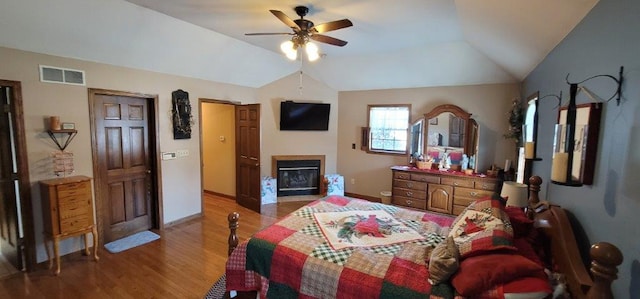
[428,236,460,285]
[451,253,545,297]
[448,194,516,258]
[504,206,534,238]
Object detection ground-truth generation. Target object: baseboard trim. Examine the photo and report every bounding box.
[164,212,202,228]
[204,190,235,200]
[344,192,381,203]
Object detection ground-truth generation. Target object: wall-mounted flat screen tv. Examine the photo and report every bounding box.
[280,101,330,131]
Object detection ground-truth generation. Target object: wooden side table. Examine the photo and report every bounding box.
[40,175,99,275]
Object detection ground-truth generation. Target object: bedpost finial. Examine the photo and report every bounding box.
[587,242,623,299]
[526,176,542,219]
[228,212,240,223]
[228,212,240,256]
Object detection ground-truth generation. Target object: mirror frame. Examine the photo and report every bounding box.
[424,104,472,154]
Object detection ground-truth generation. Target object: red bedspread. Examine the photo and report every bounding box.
[226,196,461,298]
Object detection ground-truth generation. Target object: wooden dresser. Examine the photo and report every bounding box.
[40,175,99,274]
[391,166,501,215]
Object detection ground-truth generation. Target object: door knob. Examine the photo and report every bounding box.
[146,170,151,174]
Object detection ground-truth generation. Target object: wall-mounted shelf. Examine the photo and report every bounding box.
[47,129,77,151]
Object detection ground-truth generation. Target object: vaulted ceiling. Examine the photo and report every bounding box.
[0,0,598,91]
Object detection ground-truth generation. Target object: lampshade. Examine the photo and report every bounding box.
[501,181,528,208]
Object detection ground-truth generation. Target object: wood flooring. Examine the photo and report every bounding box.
[0,195,310,299]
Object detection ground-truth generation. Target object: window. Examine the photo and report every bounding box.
[366,104,411,154]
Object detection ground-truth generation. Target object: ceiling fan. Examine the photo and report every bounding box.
[246,6,353,60]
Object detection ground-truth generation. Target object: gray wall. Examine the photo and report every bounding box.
[523,0,639,297]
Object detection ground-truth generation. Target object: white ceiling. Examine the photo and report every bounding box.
[0,0,598,91]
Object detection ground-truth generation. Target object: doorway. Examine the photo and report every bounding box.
[0,79,36,273]
[200,101,237,200]
[88,89,162,244]
[199,100,261,214]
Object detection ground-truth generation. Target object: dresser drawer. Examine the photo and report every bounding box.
[392,196,427,210]
[60,215,90,234]
[453,187,494,203]
[452,205,466,216]
[393,187,426,200]
[393,171,411,180]
[441,177,474,188]
[474,180,497,191]
[411,173,440,184]
[393,179,427,191]
[58,203,89,219]
[56,182,91,199]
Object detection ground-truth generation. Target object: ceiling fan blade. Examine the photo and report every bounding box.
[311,19,353,33]
[310,34,348,47]
[270,10,301,31]
[245,33,293,36]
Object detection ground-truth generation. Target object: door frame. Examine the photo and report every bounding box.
[0,79,36,271]
[88,88,163,245]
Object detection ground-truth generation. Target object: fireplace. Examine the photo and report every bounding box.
[272,155,325,197]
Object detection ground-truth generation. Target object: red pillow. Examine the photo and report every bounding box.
[474,271,552,299]
[504,206,534,238]
[451,253,544,297]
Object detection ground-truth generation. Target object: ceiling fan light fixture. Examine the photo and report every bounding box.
[306,42,319,61]
[280,40,297,60]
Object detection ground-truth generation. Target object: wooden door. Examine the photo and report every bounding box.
[91,90,156,243]
[427,184,453,214]
[235,104,261,213]
[0,85,21,270]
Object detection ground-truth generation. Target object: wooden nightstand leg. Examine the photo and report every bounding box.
[92,226,99,261]
[44,235,53,270]
[53,237,61,275]
[83,233,90,256]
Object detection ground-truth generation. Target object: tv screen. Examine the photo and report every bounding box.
[280,101,330,131]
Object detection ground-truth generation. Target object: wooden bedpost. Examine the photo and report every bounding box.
[526,175,543,219]
[320,176,329,196]
[228,212,239,256]
[587,242,623,299]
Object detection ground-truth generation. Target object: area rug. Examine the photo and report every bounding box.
[104,231,160,253]
[204,274,236,299]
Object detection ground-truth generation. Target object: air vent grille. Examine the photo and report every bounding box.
[39,65,85,86]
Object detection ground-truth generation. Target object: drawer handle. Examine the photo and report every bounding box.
[470,191,478,197]
[405,191,413,197]
[406,183,413,188]
[406,200,413,206]
[453,182,459,186]
[482,184,488,188]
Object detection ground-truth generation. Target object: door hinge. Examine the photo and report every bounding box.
[11,172,19,181]
[3,104,9,113]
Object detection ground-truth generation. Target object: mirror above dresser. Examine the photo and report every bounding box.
[408,104,479,173]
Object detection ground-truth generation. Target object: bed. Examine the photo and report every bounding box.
[224,176,622,298]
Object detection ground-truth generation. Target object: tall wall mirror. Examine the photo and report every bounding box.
[520,92,539,184]
[408,104,478,172]
[408,118,424,162]
[523,92,539,160]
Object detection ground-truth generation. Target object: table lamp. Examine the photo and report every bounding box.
[501,181,529,208]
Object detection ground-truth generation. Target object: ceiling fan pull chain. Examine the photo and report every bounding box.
[299,58,304,96]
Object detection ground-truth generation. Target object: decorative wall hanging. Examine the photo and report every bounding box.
[550,66,623,186]
[172,89,192,139]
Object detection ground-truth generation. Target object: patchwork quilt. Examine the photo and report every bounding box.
[225,195,461,299]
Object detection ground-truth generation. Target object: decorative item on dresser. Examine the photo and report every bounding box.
[390,165,500,215]
[39,175,98,275]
